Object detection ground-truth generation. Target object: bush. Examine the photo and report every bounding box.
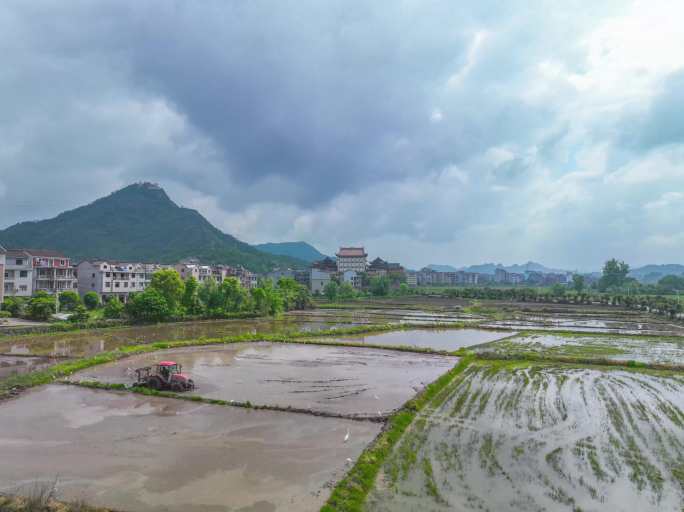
[68,304,90,323]
[83,291,100,310]
[26,295,57,321]
[0,310,11,318]
[103,297,124,319]
[58,290,82,311]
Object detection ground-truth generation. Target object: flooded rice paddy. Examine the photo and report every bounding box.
[321,328,514,352]
[0,385,380,512]
[368,363,684,512]
[70,342,459,416]
[477,333,684,365]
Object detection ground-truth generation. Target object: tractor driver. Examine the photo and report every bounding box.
[159,365,170,382]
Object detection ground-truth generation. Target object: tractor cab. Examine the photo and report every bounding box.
[156,361,182,383]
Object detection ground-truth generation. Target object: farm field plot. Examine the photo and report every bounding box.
[367,363,684,512]
[481,315,684,336]
[69,342,459,416]
[322,328,515,352]
[476,333,684,366]
[0,385,380,512]
[0,315,355,358]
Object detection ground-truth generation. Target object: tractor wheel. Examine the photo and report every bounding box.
[147,377,162,390]
[187,379,195,390]
[171,381,184,392]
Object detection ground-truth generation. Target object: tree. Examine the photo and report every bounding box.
[181,276,202,315]
[83,291,100,310]
[198,278,222,313]
[103,296,124,319]
[572,274,585,293]
[68,304,90,323]
[26,295,56,321]
[338,282,356,300]
[1,296,25,317]
[551,283,566,297]
[657,274,684,293]
[251,280,284,315]
[323,281,339,302]
[220,277,249,312]
[599,259,630,291]
[149,269,184,313]
[370,276,390,297]
[58,291,82,312]
[126,288,172,322]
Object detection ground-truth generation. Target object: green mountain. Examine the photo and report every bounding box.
[0,183,306,272]
[255,241,328,263]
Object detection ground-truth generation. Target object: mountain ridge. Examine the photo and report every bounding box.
[0,183,306,272]
[255,241,328,263]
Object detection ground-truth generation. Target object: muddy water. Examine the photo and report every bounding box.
[0,355,54,379]
[320,328,514,351]
[0,385,380,512]
[482,316,684,336]
[71,343,459,416]
[290,309,480,324]
[368,365,684,511]
[481,333,684,365]
[0,316,356,358]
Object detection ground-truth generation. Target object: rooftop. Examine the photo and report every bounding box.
[12,248,68,258]
[336,247,367,257]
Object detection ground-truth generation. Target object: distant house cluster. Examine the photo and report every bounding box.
[414,266,573,287]
[77,259,259,303]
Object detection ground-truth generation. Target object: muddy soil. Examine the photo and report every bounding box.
[320,328,514,351]
[368,364,684,511]
[0,354,55,379]
[477,333,684,365]
[0,385,380,512]
[69,342,459,416]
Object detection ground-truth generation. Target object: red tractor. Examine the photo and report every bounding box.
[134,361,195,392]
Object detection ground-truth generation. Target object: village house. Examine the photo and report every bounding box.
[25,250,78,295]
[312,257,338,273]
[342,270,362,288]
[336,247,367,273]
[3,250,34,297]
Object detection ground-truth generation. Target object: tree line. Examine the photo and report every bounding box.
[1,269,312,323]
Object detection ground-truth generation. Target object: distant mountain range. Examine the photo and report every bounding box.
[426,261,570,275]
[0,183,306,272]
[629,264,684,284]
[255,242,329,263]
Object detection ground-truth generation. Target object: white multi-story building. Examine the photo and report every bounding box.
[78,261,162,302]
[310,269,332,294]
[3,250,34,297]
[336,247,368,273]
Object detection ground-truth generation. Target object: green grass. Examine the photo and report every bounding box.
[320,356,473,512]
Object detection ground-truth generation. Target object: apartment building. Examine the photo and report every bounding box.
[3,250,33,297]
[0,245,5,304]
[29,250,78,295]
[310,269,332,294]
[78,261,161,302]
[336,247,367,273]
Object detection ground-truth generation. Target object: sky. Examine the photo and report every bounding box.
[0,0,683,271]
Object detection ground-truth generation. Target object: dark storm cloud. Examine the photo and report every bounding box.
[1,0,683,269]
